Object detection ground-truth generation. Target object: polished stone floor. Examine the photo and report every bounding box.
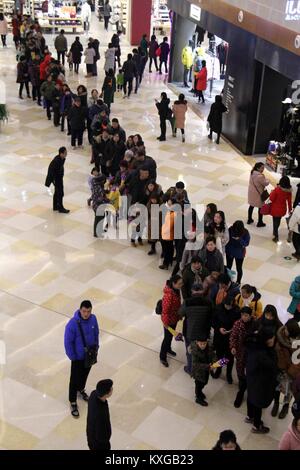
[0,16,298,450]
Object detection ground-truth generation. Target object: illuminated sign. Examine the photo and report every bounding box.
[285,0,300,20]
[190,4,201,21]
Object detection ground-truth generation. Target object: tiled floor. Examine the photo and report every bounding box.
[0,15,298,450]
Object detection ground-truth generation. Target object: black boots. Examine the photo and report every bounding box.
[271,401,280,417]
[279,404,289,419]
[234,390,244,408]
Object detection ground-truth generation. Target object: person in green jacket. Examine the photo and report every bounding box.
[101,68,116,112]
[288,276,300,319]
[40,75,56,120]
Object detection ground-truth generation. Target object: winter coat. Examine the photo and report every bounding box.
[209,223,229,256]
[182,46,193,68]
[102,75,116,107]
[191,341,215,383]
[161,283,181,327]
[182,264,210,300]
[70,40,83,63]
[54,34,67,52]
[122,59,137,79]
[91,177,109,213]
[64,309,99,361]
[172,101,187,129]
[234,290,263,319]
[140,37,148,55]
[127,174,150,205]
[149,39,158,58]
[195,67,207,91]
[103,3,112,16]
[104,48,116,73]
[0,19,8,35]
[87,391,111,449]
[84,47,96,65]
[279,424,300,450]
[246,339,278,409]
[212,281,240,306]
[212,304,240,355]
[179,295,212,342]
[207,101,227,134]
[68,105,87,131]
[289,204,300,235]
[91,39,100,61]
[109,124,126,143]
[159,42,170,61]
[60,93,73,114]
[39,54,51,80]
[248,170,269,208]
[270,186,292,217]
[230,318,254,377]
[225,227,250,259]
[40,80,56,100]
[275,326,300,379]
[156,97,172,120]
[45,154,65,188]
[16,62,29,83]
[199,248,224,274]
[287,276,300,314]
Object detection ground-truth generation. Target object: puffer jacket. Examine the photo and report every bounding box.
[270,186,292,217]
[182,46,193,68]
[161,283,181,327]
[178,295,212,342]
[235,289,263,319]
[288,276,300,314]
[275,326,300,379]
[64,309,99,361]
[40,80,56,100]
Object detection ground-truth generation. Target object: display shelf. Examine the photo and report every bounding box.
[39,16,83,33]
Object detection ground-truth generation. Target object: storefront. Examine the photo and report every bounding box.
[167,0,300,172]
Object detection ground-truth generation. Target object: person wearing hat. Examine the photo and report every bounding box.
[271,319,300,419]
[87,379,113,450]
[269,176,292,243]
[245,327,278,434]
[178,282,212,375]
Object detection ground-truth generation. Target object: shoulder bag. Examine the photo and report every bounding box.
[252,175,269,203]
[77,320,98,368]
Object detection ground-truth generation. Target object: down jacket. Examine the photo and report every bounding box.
[64,309,99,361]
[288,276,300,315]
[275,326,300,379]
[269,186,292,217]
[161,283,181,327]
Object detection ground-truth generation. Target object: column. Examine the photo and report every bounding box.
[130,0,152,46]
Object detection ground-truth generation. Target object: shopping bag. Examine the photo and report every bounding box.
[260,203,272,216]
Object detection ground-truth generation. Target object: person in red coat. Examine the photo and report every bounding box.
[159,275,183,367]
[269,176,292,242]
[195,60,207,104]
[12,14,20,49]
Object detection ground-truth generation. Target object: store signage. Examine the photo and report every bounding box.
[285,0,300,20]
[190,4,201,21]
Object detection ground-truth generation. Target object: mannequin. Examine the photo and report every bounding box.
[216,41,228,76]
[288,105,300,176]
[182,40,193,88]
[81,1,92,32]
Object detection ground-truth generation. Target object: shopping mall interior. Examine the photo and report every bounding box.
[0,0,300,453]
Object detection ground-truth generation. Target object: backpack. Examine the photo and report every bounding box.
[155,299,162,315]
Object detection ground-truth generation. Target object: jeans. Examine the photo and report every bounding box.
[149,56,158,71]
[272,216,281,239]
[71,129,84,147]
[159,58,168,73]
[248,206,263,224]
[69,360,91,403]
[160,323,176,361]
[226,256,244,284]
[124,78,133,97]
[247,400,262,429]
[292,231,300,255]
[161,240,174,267]
[53,183,64,210]
[57,51,65,66]
[19,82,30,97]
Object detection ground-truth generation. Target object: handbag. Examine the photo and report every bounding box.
[155,47,161,57]
[251,175,269,202]
[77,320,98,368]
[260,202,272,216]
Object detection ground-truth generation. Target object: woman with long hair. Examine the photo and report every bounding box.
[247,162,269,227]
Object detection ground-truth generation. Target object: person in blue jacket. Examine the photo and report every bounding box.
[64,300,99,418]
[225,220,250,285]
[287,276,300,320]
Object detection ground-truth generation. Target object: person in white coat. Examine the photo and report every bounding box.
[84,43,96,77]
[104,43,116,74]
[81,1,92,32]
[0,13,8,47]
[289,202,300,261]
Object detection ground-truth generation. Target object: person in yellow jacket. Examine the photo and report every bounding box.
[182,42,193,88]
[160,198,177,270]
[234,284,263,319]
[104,178,120,229]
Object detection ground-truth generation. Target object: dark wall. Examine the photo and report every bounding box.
[169,14,196,82]
[255,38,300,81]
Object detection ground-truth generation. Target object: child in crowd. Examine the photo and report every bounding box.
[87,167,99,206]
[116,68,124,92]
[190,336,215,406]
[128,207,144,247]
[104,177,120,229]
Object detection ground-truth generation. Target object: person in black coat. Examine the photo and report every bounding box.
[111,30,122,68]
[107,133,126,176]
[155,92,173,141]
[212,297,240,383]
[159,36,170,74]
[245,327,278,434]
[178,283,212,375]
[122,53,137,98]
[68,97,87,149]
[87,379,113,450]
[207,95,227,144]
[70,36,83,74]
[89,37,100,76]
[92,129,112,174]
[149,34,159,72]
[45,147,69,213]
[212,430,241,450]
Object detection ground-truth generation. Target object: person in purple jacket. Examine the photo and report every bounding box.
[64,300,99,418]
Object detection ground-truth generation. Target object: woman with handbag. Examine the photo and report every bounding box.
[269,176,292,243]
[247,162,270,227]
